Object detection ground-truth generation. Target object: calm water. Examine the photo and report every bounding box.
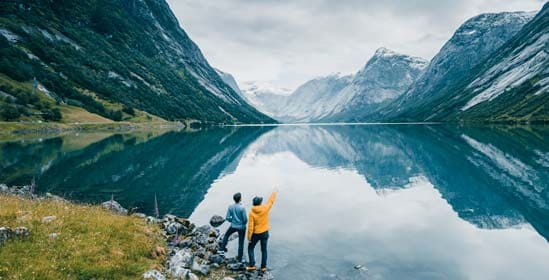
[1,125,548,279]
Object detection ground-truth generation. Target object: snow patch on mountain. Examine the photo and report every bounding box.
[462,33,548,110]
[462,135,540,190]
[0,28,20,43]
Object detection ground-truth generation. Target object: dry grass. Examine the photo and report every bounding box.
[58,105,113,124]
[0,195,165,280]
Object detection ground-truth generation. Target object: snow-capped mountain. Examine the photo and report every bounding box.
[325,48,428,122]
[271,48,427,123]
[380,11,537,121]
[276,73,354,122]
[238,81,292,117]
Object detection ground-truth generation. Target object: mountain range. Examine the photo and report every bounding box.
[226,4,547,123]
[0,0,272,123]
[0,0,546,124]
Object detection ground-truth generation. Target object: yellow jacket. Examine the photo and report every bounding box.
[247,191,277,240]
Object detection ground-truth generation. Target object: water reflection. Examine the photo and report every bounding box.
[1,125,548,278]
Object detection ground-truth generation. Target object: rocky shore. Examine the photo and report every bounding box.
[0,184,274,280]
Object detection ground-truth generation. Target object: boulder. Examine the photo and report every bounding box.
[194,225,212,235]
[168,249,194,271]
[13,226,29,238]
[165,222,183,235]
[143,269,166,280]
[101,200,128,215]
[209,215,225,228]
[0,184,8,192]
[191,259,210,275]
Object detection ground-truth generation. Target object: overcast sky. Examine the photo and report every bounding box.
[167,0,544,90]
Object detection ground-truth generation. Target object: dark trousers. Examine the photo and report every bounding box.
[248,231,269,268]
[220,226,245,261]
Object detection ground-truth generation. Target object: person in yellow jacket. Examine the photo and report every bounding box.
[246,189,277,272]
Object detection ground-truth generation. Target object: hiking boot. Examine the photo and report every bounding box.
[260,267,268,273]
[245,266,257,271]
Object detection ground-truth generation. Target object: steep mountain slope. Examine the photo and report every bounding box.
[0,0,272,123]
[214,68,242,96]
[444,5,548,122]
[325,48,428,122]
[379,11,537,121]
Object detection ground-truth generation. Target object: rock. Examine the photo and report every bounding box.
[49,233,59,239]
[208,228,220,238]
[163,214,177,222]
[177,238,193,249]
[193,248,209,260]
[133,213,147,218]
[186,272,200,280]
[146,216,158,224]
[192,233,208,246]
[143,269,166,280]
[209,215,225,228]
[0,184,8,192]
[194,225,212,235]
[44,193,66,202]
[191,259,210,275]
[223,277,236,280]
[204,243,218,254]
[208,254,224,264]
[227,262,245,271]
[354,264,368,272]
[13,226,29,238]
[0,226,13,245]
[101,200,128,215]
[168,249,194,271]
[42,215,57,223]
[165,222,183,235]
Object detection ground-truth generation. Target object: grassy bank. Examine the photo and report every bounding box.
[0,121,184,142]
[0,195,165,280]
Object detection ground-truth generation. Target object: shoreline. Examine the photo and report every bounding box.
[0,184,273,280]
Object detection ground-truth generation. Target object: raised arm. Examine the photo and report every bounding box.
[266,191,277,211]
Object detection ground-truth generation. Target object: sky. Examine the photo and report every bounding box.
[166,0,545,90]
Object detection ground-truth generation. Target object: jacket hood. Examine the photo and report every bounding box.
[251,205,268,215]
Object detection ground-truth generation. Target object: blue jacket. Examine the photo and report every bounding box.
[226,203,247,229]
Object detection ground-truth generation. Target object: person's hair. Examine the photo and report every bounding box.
[253,196,263,206]
[233,192,242,203]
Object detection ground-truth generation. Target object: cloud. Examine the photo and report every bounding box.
[167,0,544,89]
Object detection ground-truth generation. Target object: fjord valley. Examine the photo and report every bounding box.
[0,1,548,280]
[0,0,272,127]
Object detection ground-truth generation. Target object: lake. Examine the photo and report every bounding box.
[1,124,548,279]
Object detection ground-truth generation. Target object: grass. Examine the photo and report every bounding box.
[0,195,166,280]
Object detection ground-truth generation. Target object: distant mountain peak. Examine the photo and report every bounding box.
[374,47,398,57]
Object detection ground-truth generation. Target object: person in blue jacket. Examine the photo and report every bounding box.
[219,192,247,262]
